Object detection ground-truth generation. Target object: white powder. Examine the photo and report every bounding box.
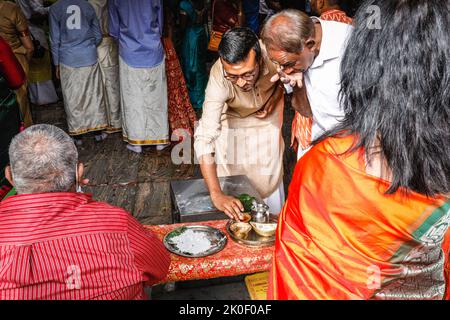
[170,229,213,255]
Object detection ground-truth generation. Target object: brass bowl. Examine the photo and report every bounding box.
[230,222,252,239]
[250,221,277,237]
[239,212,252,223]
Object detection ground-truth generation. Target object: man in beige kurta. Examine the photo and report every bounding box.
[194,28,285,218]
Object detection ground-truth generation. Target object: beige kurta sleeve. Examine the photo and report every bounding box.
[14,6,30,34]
[194,61,232,158]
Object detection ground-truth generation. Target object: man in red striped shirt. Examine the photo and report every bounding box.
[0,124,170,299]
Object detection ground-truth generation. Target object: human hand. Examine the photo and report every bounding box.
[254,102,276,119]
[211,192,245,220]
[270,67,304,89]
[55,65,60,79]
[254,108,268,118]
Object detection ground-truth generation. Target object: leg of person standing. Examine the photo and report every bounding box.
[119,57,169,153]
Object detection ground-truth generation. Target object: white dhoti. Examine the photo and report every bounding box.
[29,81,58,105]
[97,37,121,133]
[119,57,169,145]
[60,62,108,136]
[28,25,58,106]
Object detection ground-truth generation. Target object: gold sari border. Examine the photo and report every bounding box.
[123,135,169,145]
[69,125,108,136]
[105,127,122,134]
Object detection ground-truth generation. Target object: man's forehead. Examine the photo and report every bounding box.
[221,50,258,73]
[267,48,300,62]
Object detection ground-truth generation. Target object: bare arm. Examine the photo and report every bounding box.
[199,154,244,220]
[271,68,312,117]
[15,6,34,61]
[195,64,245,220]
[19,35,34,61]
[291,82,313,117]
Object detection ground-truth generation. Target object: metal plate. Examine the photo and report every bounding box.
[226,216,278,247]
[163,225,228,258]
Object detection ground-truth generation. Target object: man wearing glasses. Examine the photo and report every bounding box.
[261,9,353,159]
[194,27,288,220]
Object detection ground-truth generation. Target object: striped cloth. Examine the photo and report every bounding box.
[0,192,170,300]
[291,9,353,154]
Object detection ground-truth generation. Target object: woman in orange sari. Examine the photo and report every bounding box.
[269,0,450,300]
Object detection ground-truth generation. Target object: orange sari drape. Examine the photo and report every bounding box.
[269,135,449,300]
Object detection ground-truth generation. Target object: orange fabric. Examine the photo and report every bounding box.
[268,135,449,300]
[145,220,274,283]
[444,229,450,299]
[320,9,354,25]
[290,10,352,152]
[290,113,312,151]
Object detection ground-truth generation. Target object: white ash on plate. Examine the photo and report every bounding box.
[169,229,214,255]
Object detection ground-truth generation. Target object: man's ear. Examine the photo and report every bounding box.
[305,39,316,49]
[5,166,14,186]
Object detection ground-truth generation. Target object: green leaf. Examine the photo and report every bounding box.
[236,193,256,212]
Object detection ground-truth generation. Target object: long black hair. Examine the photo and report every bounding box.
[318,0,450,197]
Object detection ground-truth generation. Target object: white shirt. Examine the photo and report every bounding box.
[304,18,353,141]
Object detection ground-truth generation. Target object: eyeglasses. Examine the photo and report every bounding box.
[223,66,259,82]
[272,60,306,73]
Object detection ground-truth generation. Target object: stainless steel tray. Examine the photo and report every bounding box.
[170,175,263,223]
[226,216,278,247]
[163,225,227,258]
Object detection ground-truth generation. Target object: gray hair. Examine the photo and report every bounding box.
[261,9,315,53]
[8,124,78,194]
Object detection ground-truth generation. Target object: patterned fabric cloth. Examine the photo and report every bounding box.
[320,9,353,25]
[145,220,274,282]
[0,192,170,300]
[268,135,450,300]
[291,10,352,154]
[163,37,197,141]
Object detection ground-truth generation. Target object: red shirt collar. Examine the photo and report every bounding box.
[0,192,94,212]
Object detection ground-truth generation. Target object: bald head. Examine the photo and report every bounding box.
[261,9,315,54]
